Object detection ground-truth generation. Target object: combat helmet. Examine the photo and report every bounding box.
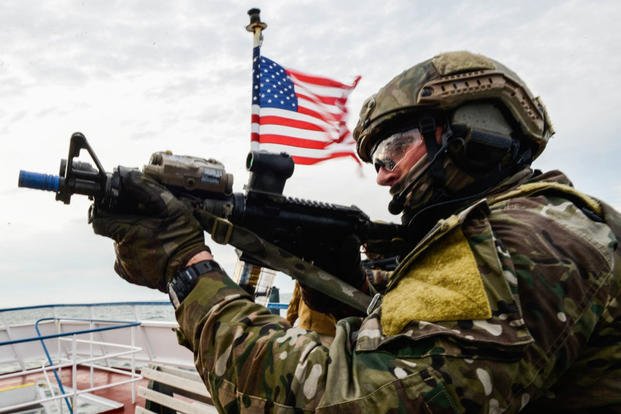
[354,51,554,164]
[355,51,556,225]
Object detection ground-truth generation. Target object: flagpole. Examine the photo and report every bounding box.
[246,8,267,152]
[238,9,279,308]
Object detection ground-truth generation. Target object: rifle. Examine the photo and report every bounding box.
[18,132,406,313]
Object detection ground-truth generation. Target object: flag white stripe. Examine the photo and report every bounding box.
[288,74,357,98]
[292,81,354,99]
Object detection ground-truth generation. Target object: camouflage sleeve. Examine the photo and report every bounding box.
[175,270,330,411]
[175,270,457,412]
[484,194,620,412]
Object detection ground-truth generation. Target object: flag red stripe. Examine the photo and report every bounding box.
[258,134,331,150]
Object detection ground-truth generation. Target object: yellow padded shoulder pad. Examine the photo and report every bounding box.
[381,228,492,336]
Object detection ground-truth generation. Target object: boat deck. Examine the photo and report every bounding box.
[0,366,148,413]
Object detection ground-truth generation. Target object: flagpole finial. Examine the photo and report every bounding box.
[246,8,267,34]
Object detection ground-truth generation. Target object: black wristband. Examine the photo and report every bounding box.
[168,260,221,309]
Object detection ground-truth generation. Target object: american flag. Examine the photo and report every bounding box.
[251,55,361,165]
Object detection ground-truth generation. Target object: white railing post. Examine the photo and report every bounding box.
[131,326,136,403]
[72,333,78,412]
[89,320,94,388]
[41,361,63,413]
[56,319,62,380]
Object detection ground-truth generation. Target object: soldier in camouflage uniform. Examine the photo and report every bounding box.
[93,51,621,413]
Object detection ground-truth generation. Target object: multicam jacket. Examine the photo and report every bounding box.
[175,170,621,413]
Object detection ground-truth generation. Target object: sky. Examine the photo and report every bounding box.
[1,0,620,308]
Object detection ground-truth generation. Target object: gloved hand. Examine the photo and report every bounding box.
[92,170,208,292]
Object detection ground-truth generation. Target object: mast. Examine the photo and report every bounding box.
[246,8,267,152]
[235,9,277,309]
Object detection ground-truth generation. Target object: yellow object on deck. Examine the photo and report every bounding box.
[0,382,35,393]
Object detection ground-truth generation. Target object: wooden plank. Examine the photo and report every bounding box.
[135,405,157,414]
[156,365,203,382]
[141,367,210,398]
[138,386,218,414]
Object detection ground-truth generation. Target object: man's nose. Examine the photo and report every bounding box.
[376,168,401,186]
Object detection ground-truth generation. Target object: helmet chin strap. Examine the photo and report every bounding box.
[419,116,446,187]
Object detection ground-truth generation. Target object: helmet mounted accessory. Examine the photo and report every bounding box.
[446,102,517,173]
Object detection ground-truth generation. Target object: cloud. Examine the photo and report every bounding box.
[1,0,620,308]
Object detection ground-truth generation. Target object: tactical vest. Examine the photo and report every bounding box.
[380,181,621,335]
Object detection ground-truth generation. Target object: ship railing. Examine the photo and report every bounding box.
[0,317,142,414]
[0,301,287,372]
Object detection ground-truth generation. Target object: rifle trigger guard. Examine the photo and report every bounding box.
[211,217,234,245]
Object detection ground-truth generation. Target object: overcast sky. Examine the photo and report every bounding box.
[1,0,620,308]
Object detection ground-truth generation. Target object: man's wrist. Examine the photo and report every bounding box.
[169,258,221,309]
[186,249,214,266]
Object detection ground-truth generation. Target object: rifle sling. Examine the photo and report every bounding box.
[194,209,373,314]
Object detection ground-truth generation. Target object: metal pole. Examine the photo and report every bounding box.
[240,9,272,299]
[130,326,136,403]
[56,320,62,378]
[72,334,77,412]
[246,8,267,152]
[89,321,94,388]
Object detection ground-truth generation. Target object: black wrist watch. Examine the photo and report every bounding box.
[168,260,221,309]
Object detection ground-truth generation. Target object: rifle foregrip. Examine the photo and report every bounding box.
[18,170,60,192]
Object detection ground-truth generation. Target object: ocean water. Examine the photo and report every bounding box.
[0,303,176,327]
[0,295,291,327]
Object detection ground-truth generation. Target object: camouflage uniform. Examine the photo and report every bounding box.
[175,169,621,413]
